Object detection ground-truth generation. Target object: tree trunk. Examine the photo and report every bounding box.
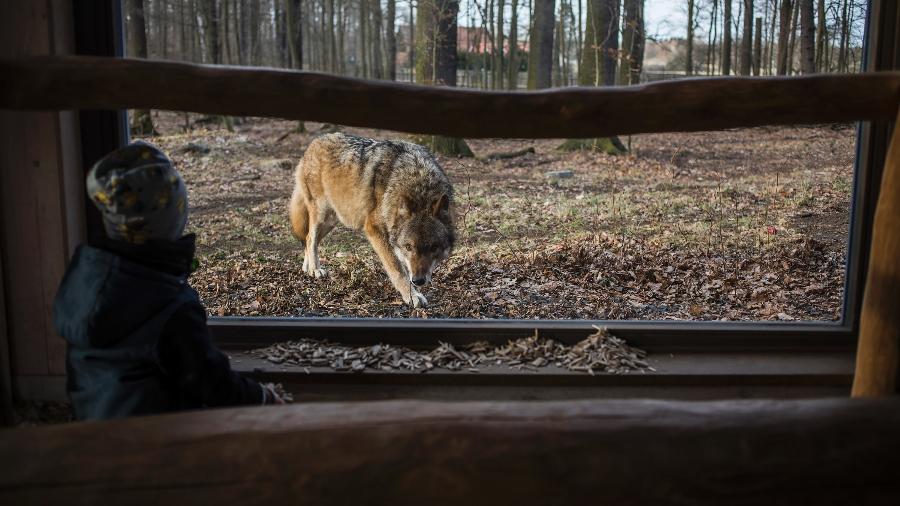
[766,0,778,74]
[249,0,260,64]
[387,0,397,80]
[409,0,415,81]
[799,0,815,73]
[686,0,695,75]
[506,0,519,89]
[722,0,732,75]
[180,0,188,60]
[815,0,826,71]
[707,0,718,74]
[787,0,800,74]
[125,0,157,135]
[199,0,220,64]
[552,5,562,86]
[630,1,645,84]
[837,0,848,72]
[753,16,762,75]
[415,0,472,156]
[620,0,643,84]
[495,0,505,89]
[371,0,384,79]
[563,0,624,154]
[580,0,618,86]
[739,0,753,75]
[527,0,554,89]
[776,0,791,74]
[287,0,303,69]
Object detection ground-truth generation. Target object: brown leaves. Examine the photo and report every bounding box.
[252,328,652,375]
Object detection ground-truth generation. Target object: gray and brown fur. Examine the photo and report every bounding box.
[289,133,455,307]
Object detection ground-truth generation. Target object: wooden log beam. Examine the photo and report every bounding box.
[2,399,900,505]
[853,110,900,397]
[1,56,899,138]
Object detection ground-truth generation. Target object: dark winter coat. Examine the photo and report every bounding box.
[53,234,265,420]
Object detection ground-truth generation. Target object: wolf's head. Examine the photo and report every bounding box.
[389,193,455,287]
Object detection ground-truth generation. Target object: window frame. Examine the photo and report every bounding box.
[76,1,892,366]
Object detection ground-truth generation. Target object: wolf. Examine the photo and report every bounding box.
[289,133,455,308]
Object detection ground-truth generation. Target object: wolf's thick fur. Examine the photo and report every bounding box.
[289,133,455,307]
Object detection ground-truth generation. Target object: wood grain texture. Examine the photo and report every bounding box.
[0,0,79,382]
[1,56,899,138]
[852,110,900,396]
[1,399,900,505]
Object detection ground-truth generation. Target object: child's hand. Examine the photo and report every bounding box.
[262,382,291,404]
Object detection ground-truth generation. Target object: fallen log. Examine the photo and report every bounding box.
[1,398,899,505]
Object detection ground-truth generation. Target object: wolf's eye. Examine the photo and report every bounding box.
[404,244,413,252]
[430,244,439,252]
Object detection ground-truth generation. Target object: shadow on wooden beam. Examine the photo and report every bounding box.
[0,56,899,138]
[1,398,899,504]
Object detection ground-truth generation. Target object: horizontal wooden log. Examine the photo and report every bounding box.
[2,399,900,505]
[1,56,899,138]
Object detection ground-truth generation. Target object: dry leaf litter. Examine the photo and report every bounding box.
[253,327,652,374]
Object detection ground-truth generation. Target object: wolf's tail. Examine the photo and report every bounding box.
[289,162,309,244]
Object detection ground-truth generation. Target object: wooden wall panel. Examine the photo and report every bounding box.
[0,0,83,389]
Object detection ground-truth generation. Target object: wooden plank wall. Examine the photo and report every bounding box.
[0,0,83,409]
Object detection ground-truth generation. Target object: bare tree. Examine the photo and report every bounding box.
[506,0,519,89]
[707,0,719,75]
[495,0,505,89]
[799,0,815,73]
[287,0,304,69]
[579,0,618,86]
[371,0,384,79]
[739,0,753,75]
[620,0,644,84]
[837,0,848,72]
[387,0,397,80]
[527,0,555,89]
[787,0,799,73]
[776,0,791,74]
[563,0,624,154]
[686,0,695,75]
[766,0,778,74]
[753,16,762,75]
[415,0,472,155]
[815,0,826,71]
[722,0,732,75]
[126,0,157,135]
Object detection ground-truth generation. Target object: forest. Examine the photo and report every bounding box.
[123,1,866,321]
[126,0,867,88]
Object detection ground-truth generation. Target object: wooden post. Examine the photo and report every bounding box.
[853,109,900,397]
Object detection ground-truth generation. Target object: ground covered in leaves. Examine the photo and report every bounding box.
[141,112,854,321]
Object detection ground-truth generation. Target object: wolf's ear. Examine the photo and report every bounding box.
[432,193,449,216]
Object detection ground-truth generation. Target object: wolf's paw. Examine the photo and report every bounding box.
[406,291,428,308]
[304,266,328,278]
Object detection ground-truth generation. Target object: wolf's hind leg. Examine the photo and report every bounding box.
[303,204,334,279]
[289,189,309,245]
[364,216,427,308]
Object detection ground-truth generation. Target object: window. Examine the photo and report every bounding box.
[62,1,897,396]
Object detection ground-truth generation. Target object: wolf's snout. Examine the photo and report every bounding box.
[411,276,427,287]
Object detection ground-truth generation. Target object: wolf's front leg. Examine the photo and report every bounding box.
[364,218,427,308]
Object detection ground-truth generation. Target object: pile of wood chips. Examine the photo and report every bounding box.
[253,327,653,375]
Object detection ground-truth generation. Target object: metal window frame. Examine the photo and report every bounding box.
[75,1,892,358]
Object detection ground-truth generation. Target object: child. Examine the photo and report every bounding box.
[54,140,282,420]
